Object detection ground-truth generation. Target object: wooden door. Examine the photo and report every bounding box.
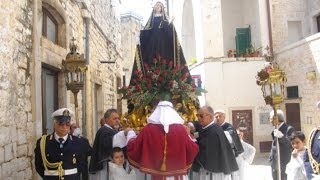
[285,103,301,131]
[232,110,253,145]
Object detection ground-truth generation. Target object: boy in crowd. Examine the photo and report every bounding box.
[109,147,136,180]
[286,131,307,180]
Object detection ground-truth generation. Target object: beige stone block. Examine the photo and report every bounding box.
[27,142,34,157]
[16,112,27,129]
[17,129,27,145]
[18,57,28,70]
[17,86,25,98]
[25,86,31,98]
[2,159,13,177]
[11,157,30,172]
[4,143,17,162]
[17,69,26,85]
[10,126,17,143]
[25,100,31,112]
[26,122,35,142]
[13,170,24,180]
[24,167,32,180]
[0,126,11,146]
[17,144,27,157]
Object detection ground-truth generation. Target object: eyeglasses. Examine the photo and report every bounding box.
[58,122,71,126]
[196,114,209,118]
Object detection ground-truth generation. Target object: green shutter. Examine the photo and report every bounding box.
[236,27,251,55]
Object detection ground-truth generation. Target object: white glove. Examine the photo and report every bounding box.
[126,130,137,144]
[273,129,284,138]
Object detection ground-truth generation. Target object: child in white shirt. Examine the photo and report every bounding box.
[286,131,307,180]
[109,147,136,180]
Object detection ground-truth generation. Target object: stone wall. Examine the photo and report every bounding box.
[0,0,124,179]
[276,34,320,135]
[0,0,34,179]
[271,0,320,49]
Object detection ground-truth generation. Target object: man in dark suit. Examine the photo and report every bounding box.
[269,109,295,180]
[34,108,84,180]
[214,109,244,157]
[70,123,92,180]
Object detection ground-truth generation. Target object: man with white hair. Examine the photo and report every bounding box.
[126,101,199,180]
[269,109,295,180]
[214,109,244,180]
[34,108,85,180]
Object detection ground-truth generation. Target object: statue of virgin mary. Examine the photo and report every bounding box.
[131,1,189,80]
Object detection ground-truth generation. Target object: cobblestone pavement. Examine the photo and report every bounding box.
[247,153,272,180]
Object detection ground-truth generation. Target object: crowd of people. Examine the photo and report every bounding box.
[33,1,320,180]
[33,103,320,180]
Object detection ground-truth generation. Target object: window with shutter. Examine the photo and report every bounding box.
[236,27,251,55]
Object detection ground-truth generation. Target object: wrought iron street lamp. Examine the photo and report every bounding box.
[256,61,287,179]
[62,38,87,124]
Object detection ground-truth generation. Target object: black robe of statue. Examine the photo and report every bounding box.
[89,126,117,173]
[130,13,190,85]
[221,122,244,157]
[193,123,239,174]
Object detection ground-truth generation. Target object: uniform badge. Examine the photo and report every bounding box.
[73,154,76,164]
[63,110,70,117]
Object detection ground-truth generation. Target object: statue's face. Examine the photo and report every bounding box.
[154,2,163,14]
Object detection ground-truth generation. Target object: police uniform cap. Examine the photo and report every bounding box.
[51,108,74,123]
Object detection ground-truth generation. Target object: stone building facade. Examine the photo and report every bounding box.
[170,0,320,152]
[0,0,126,179]
[271,0,320,134]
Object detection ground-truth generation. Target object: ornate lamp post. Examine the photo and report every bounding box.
[62,38,87,124]
[256,61,287,179]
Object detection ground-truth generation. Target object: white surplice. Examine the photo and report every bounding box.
[236,140,256,180]
[285,148,307,180]
[109,162,136,180]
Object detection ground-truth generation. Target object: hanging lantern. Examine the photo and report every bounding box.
[62,38,87,123]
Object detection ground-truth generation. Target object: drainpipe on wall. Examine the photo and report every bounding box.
[31,0,42,178]
[82,7,92,141]
[32,0,42,137]
[266,0,274,55]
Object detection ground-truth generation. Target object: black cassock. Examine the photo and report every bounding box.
[221,122,244,157]
[193,123,239,174]
[89,126,117,173]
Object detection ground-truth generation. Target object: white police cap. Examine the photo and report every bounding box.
[51,108,74,123]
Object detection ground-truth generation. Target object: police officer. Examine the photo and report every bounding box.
[304,101,320,180]
[34,108,84,180]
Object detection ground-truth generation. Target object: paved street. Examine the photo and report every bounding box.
[248,153,272,180]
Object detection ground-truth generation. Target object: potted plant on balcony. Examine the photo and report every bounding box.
[227,50,234,58]
[246,44,262,57]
